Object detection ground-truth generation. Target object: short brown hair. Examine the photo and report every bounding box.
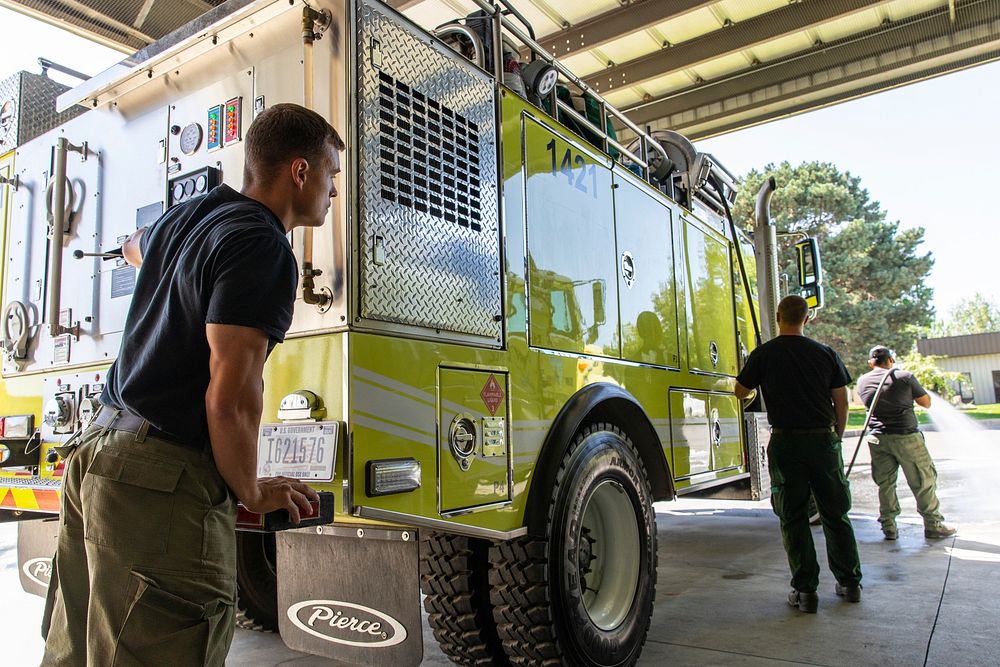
[777,294,809,325]
[244,103,344,182]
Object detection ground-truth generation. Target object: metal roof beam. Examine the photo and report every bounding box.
[681,49,1000,140]
[535,0,716,59]
[585,0,886,93]
[384,0,425,10]
[623,0,1000,135]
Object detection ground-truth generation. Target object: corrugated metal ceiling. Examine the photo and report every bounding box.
[3,0,998,137]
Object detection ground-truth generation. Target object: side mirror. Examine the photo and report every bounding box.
[795,237,822,287]
[592,280,606,326]
[801,283,825,310]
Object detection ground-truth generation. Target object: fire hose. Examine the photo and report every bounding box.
[808,370,891,524]
[845,368,892,477]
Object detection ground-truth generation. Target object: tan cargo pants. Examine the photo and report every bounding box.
[868,432,946,530]
[41,420,237,666]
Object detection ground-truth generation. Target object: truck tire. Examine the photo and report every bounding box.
[490,423,657,667]
[235,531,278,632]
[421,532,510,666]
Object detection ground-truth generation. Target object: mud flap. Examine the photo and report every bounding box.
[276,526,422,666]
[18,518,60,597]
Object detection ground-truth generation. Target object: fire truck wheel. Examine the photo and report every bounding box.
[420,532,510,666]
[490,423,656,667]
[235,531,279,632]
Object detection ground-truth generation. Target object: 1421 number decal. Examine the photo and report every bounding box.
[546,139,598,198]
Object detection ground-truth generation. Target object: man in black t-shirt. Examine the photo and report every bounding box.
[735,295,862,613]
[43,104,345,666]
[857,346,956,541]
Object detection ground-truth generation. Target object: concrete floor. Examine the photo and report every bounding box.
[2,429,998,666]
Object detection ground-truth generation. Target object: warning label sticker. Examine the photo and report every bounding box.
[480,374,504,416]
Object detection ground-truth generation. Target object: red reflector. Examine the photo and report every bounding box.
[0,417,5,438]
[235,504,264,530]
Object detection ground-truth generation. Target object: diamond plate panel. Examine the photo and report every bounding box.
[357,0,500,340]
[0,72,86,154]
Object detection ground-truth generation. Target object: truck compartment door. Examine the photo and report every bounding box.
[355,0,500,343]
[669,390,712,478]
[612,172,679,368]
[708,393,742,471]
[682,218,737,376]
[438,367,510,513]
[523,116,618,358]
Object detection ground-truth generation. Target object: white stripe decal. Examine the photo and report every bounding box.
[512,419,551,430]
[353,413,436,448]
[352,380,435,436]
[352,366,436,407]
[353,366,472,416]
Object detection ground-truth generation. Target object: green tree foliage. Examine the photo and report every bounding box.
[930,293,1000,336]
[896,351,963,400]
[732,161,934,378]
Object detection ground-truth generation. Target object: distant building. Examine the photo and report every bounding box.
[917,332,1000,404]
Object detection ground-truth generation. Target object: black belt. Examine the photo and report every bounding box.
[770,426,834,434]
[93,408,197,449]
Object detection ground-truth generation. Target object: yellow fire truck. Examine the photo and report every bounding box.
[0,1,823,664]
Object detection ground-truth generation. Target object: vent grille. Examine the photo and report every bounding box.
[377,71,483,232]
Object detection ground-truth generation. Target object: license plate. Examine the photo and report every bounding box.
[257,422,338,481]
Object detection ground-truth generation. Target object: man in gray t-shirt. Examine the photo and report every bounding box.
[856,346,956,540]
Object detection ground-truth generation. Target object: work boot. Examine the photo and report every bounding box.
[835,583,863,603]
[787,589,819,613]
[925,524,957,539]
[882,524,897,541]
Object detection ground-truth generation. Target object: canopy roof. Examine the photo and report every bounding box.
[6,0,999,138]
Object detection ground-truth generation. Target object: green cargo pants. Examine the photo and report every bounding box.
[868,432,945,530]
[768,430,862,593]
[41,420,237,666]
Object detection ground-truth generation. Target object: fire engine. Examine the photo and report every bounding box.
[0,1,823,664]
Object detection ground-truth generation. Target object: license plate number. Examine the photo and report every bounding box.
[257,422,338,481]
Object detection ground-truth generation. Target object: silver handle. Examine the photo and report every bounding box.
[47,137,85,339]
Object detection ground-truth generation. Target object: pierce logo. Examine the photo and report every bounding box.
[480,374,504,416]
[23,557,52,587]
[287,600,407,648]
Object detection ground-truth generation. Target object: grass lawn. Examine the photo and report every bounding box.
[847,403,1000,428]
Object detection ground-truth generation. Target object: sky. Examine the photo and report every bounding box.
[701,62,1000,319]
[2,6,998,317]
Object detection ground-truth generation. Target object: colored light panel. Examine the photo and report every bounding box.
[207,104,222,151]
[224,96,242,145]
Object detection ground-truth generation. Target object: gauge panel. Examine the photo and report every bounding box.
[179,122,203,155]
[168,166,220,208]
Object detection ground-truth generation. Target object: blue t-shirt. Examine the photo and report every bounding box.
[101,185,298,446]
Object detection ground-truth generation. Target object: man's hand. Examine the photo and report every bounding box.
[122,227,146,268]
[734,381,755,400]
[831,386,849,439]
[243,476,320,523]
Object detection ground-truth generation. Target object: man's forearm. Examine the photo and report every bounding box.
[834,404,848,438]
[831,387,849,438]
[207,394,263,505]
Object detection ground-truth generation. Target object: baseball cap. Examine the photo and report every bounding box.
[869,345,894,362]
